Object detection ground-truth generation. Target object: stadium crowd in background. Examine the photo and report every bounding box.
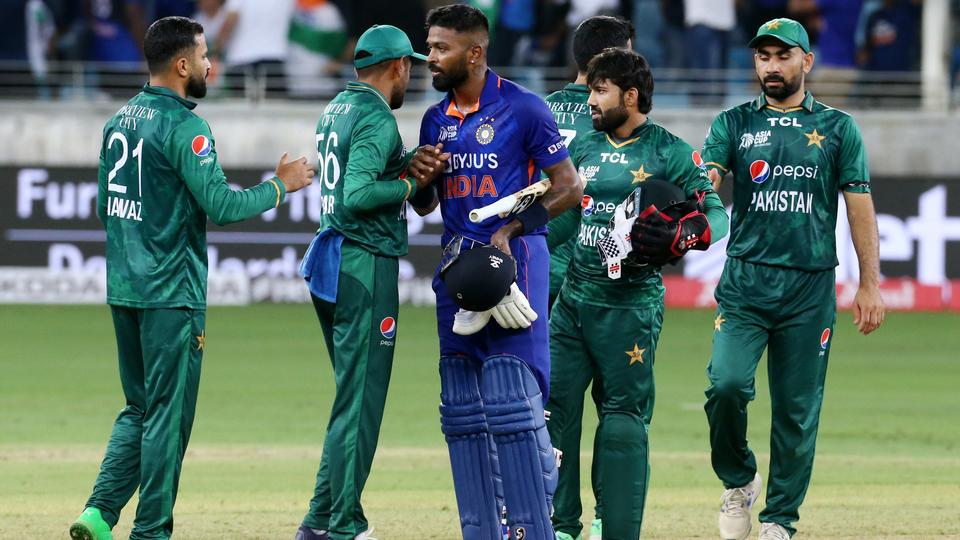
[1,0,956,101]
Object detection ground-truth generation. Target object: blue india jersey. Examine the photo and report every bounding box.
[419,69,570,244]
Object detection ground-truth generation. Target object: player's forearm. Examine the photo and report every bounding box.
[846,193,881,287]
[410,184,438,216]
[200,179,281,226]
[702,192,729,244]
[343,175,409,212]
[540,158,583,218]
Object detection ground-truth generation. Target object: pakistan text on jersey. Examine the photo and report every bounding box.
[749,190,814,214]
[578,223,610,247]
[106,195,142,221]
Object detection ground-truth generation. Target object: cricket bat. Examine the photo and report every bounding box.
[468,179,552,223]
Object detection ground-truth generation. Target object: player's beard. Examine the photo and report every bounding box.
[186,71,208,99]
[760,73,801,101]
[430,59,469,92]
[592,100,630,133]
[389,84,405,109]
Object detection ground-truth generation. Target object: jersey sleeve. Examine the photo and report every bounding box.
[517,93,569,170]
[341,112,410,212]
[701,111,734,174]
[165,116,284,226]
[668,137,729,243]
[837,116,871,193]
[419,106,438,147]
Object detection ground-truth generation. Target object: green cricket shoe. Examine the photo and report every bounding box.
[555,532,582,540]
[69,507,113,540]
[589,519,602,540]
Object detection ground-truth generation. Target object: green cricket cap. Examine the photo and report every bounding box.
[748,18,811,53]
[354,25,428,69]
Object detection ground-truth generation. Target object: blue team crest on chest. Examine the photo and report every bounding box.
[475,122,495,145]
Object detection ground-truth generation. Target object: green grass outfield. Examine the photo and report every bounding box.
[1,305,958,539]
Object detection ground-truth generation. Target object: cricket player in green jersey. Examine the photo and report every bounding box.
[69,17,314,540]
[295,25,436,540]
[701,19,886,540]
[547,49,729,540]
[542,15,634,540]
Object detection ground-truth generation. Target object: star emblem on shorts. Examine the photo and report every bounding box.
[196,330,205,351]
[765,19,783,30]
[631,165,652,184]
[804,129,826,148]
[625,343,646,365]
[714,314,725,332]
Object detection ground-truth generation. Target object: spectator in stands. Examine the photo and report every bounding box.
[332,0,427,75]
[743,0,791,40]
[193,0,225,92]
[685,0,735,105]
[860,0,921,72]
[151,0,196,19]
[87,0,147,64]
[489,0,536,66]
[789,0,864,106]
[286,0,347,98]
[659,0,685,68]
[216,0,296,98]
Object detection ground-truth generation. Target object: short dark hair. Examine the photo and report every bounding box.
[425,4,489,34]
[587,48,654,114]
[573,16,635,73]
[143,16,204,75]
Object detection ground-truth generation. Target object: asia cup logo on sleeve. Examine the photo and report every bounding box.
[191,135,212,157]
[750,160,771,184]
[581,194,596,216]
[820,328,831,349]
[380,317,397,339]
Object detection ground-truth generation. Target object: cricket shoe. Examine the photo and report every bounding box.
[69,507,113,540]
[555,531,582,540]
[717,472,762,540]
[294,525,329,540]
[589,519,602,540]
[758,523,791,540]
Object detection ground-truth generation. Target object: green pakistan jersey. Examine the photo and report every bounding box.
[316,81,414,257]
[544,83,593,297]
[551,120,726,309]
[702,92,870,271]
[98,84,285,310]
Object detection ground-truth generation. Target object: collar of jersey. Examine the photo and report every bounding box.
[564,83,589,94]
[754,91,816,113]
[143,84,197,109]
[605,118,651,148]
[346,81,390,110]
[444,68,502,122]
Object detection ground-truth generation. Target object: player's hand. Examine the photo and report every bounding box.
[490,283,538,330]
[632,207,711,263]
[708,168,723,192]
[275,152,315,193]
[452,308,492,335]
[408,143,451,190]
[852,285,885,335]
[490,221,522,256]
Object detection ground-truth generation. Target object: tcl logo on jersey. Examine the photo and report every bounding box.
[600,153,630,164]
[380,317,397,339]
[750,160,820,184]
[750,160,771,184]
[191,135,212,157]
[767,117,803,127]
[820,328,831,349]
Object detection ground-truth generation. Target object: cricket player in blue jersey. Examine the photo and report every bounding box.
[408,5,583,540]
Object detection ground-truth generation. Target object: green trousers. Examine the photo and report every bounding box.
[302,241,399,540]
[547,292,663,540]
[705,257,836,536]
[87,306,205,540]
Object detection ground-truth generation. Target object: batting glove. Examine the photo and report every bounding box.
[452,308,492,335]
[490,282,538,330]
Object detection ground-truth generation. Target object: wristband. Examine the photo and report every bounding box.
[515,202,549,233]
